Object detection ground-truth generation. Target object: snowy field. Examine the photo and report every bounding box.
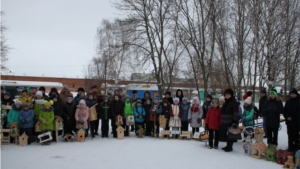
[1,118,289,169]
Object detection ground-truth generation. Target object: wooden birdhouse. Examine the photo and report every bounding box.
[10,123,19,137]
[277,149,294,165]
[38,131,53,143]
[160,130,170,139]
[77,129,85,142]
[251,142,268,159]
[115,115,123,126]
[159,115,167,129]
[126,115,135,126]
[284,156,295,169]
[264,145,277,162]
[116,126,125,140]
[35,121,41,132]
[19,132,28,146]
[64,134,74,142]
[193,132,200,140]
[171,127,180,139]
[150,111,157,121]
[254,128,265,142]
[1,129,10,145]
[54,117,63,130]
[89,105,98,121]
[180,131,191,140]
[295,151,300,167]
[136,125,144,138]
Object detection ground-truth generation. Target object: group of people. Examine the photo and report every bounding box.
[1,85,299,153]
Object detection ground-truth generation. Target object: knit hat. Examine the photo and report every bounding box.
[192,96,199,101]
[211,99,219,107]
[136,99,142,104]
[173,97,179,103]
[206,94,213,100]
[247,91,253,97]
[289,88,298,95]
[182,97,188,102]
[79,99,86,105]
[165,91,171,96]
[15,100,22,105]
[244,97,252,105]
[125,95,131,100]
[4,92,10,97]
[39,86,46,91]
[44,101,52,107]
[218,96,225,102]
[261,88,267,94]
[224,89,234,96]
[36,91,43,97]
[78,87,85,92]
[270,88,278,96]
[103,95,109,100]
[63,85,68,90]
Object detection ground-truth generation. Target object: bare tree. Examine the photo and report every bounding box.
[1,12,10,72]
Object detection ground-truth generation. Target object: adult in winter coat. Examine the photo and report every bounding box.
[19,103,34,144]
[144,99,153,136]
[100,96,110,138]
[219,89,239,152]
[75,99,89,131]
[59,85,73,105]
[259,89,268,137]
[50,95,63,118]
[74,87,85,101]
[38,86,49,101]
[188,97,203,135]
[62,95,75,136]
[134,100,146,131]
[142,90,152,105]
[39,101,55,131]
[160,99,171,130]
[6,100,22,129]
[85,93,99,138]
[89,85,103,135]
[283,88,300,152]
[262,88,284,146]
[180,97,190,131]
[110,94,124,138]
[123,95,133,136]
[163,91,173,104]
[175,89,184,103]
[242,97,255,127]
[205,99,221,149]
[48,87,60,101]
[2,92,15,106]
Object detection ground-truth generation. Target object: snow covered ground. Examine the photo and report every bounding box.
[1,120,289,169]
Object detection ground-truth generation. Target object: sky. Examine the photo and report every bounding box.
[1,0,119,78]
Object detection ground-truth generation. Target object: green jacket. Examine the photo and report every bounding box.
[34,100,44,117]
[39,107,55,131]
[6,104,22,128]
[124,101,133,116]
[243,107,255,127]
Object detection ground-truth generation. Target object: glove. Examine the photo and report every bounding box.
[197,118,201,123]
[188,119,191,123]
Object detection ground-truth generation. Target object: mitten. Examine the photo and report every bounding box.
[188,119,191,123]
[197,118,201,123]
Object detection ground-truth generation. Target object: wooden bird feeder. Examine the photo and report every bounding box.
[193,132,201,140]
[77,129,85,142]
[10,122,19,137]
[159,115,167,129]
[284,156,295,169]
[254,128,265,142]
[64,134,74,142]
[54,117,63,130]
[277,149,294,165]
[126,115,135,126]
[171,127,181,139]
[1,129,10,145]
[264,145,277,162]
[180,131,191,140]
[115,115,123,126]
[136,125,144,138]
[116,126,125,140]
[161,130,171,139]
[19,132,28,146]
[35,121,41,132]
[38,131,53,144]
[150,112,157,121]
[251,142,268,159]
[89,105,98,121]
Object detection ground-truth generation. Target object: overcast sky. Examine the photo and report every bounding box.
[1,0,118,78]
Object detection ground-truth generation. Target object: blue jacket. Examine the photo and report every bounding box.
[180,102,191,121]
[134,106,146,123]
[19,109,35,128]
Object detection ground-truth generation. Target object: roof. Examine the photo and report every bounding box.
[1,80,63,88]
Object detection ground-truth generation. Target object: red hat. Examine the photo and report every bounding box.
[91,85,97,89]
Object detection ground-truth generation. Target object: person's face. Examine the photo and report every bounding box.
[45,106,50,109]
[78,91,82,95]
[153,99,158,104]
[133,93,137,96]
[261,93,266,97]
[79,103,85,108]
[92,88,97,92]
[182,100,187,104]
[270,94,276,99]
[63,88,68,92]
[165,94,170,98]
[225,94,231,99]
[244,103,249,107]
[174,101,179,105]
[104,98,108,102]
[177,91,182,96]
[67,99,73,103]
[89,95,94,100]
[212,102,218,107]
[114,96,119,101]
[36,95,42,99]
[80,93,85,97]
[114,91,119,95]
[193,99,197,104]
[126,98,130,102]
[4,95,10,99]
[53,98,58,102]
[290,93,297,99]
[206,97,211,102]
[137,103,142,106]
[119,90,123,94]
[22,92,27,97]
[15,104,21,108]
[219,101,224,105]
[163,103,167,107]
[23,105,29,110]
[145,93,149,97]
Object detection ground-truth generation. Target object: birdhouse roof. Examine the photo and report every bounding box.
[55,117,63,121]
[254,128,265,134]
[78,129,85,134]
[252,142,267,152]
[116,126,125,131]
[20,133,28,138]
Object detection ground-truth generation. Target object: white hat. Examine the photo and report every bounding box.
[192,96,199,101]
[79,99,86,105]
[15,100,22,105]
[36,91,43,97]
[173,97,180,103]
[218,96,225,102]
[244,97,252,105]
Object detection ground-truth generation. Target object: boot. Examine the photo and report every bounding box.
[223,141,233,152]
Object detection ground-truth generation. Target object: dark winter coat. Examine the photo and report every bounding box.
[1,98,15,106]
[202,101,212,119]
[110,99,124,119]
[262,96,284,129]
[161,104,171,119]
[205,107,221,130]
[175,89,184,103]
[100,101,110,120]
[62,102,75,124]
[85,98,99,112]
[259,96,267,116]
[144,103,152,122]
[283,95,300,126]
[142,91,152,105]
[52,101,63,117]
[163,97,174,105]
[180,102,190,121]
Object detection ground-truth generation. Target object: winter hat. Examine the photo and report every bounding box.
[62,85,68,90]
[15,100,22,105]
[39,86,46,91]
[182,97,188,102]
[211,99,219,107]
[36,91,43,97]
[270,88,278,96]
[50,94,58,100]
[289,88,298,95]
[206,94,213,100]
[136,99,142,104]
[261,88,267,94]
[173,97,180,103]
[218,96,225,102]
[4,92,10,97]
[244,97,252,105]
[44,101,52,107]
[91,85,97,89]
[192,96,199,101]
[22,90,27,93]
[103,95,109,100]
[78,87,85,92]
[125,95,131,99]
[165,91,171,96]
[246,91,253,97]
[224,88,234,96]
[79,99,86,105]
[132,90,137,94]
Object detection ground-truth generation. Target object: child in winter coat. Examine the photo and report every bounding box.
[188,97,203,135]
[151,96,162,136]
[38,101,55,145]
[134,100,146,134]
[50,94,63,141]
[86,93,99,138]
[160,99,171,130]
[19,103,34,145]
[180,97,190,131]
[202,94,213,134]
[144,99,153,136]
[62,95,75,136]
[75,99,89,137]
[2,92,15,128]
[169,97,182,137]
[18,90,32,107]
[205,99,221,149]
[124,95,133,136]
[242,97,255,127]
[6,100,22,129]
[218,96,225,108]
[100,96,110,138]
[110,94,124,138]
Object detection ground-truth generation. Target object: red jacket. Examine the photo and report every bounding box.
[205,107,221,130]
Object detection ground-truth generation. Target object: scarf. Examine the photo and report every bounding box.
[190,104,199,113]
